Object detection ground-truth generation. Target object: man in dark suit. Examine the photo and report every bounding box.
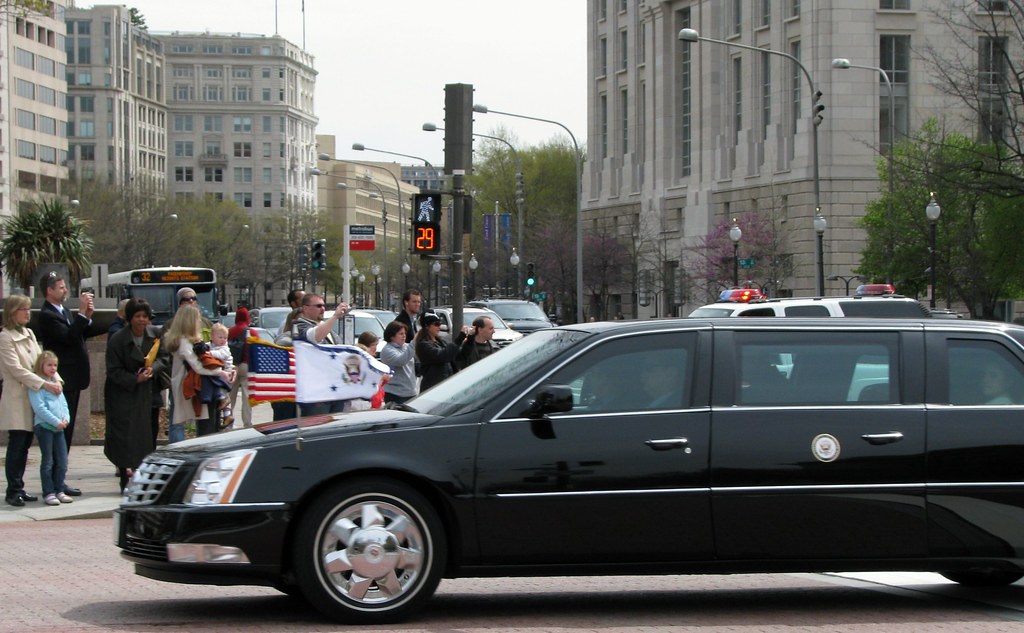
[35,272,103,496]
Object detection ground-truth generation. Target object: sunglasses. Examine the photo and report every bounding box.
[308,303,326,309]
[180,296,197,303]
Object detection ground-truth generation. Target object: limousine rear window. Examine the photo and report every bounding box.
[838,300,929,318]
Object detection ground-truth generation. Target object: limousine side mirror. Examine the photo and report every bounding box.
[521,385,574,419]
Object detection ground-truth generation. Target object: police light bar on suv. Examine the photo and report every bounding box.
[855,283,897,296]
[718,288,764,303]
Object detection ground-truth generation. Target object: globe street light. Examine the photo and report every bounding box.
[467,253,478,300]
[432,259,442,307]
[371,263,381,307]
[680,28,825,294]
[509,247,520,297]
[473,104,583,322]
[401,260,411,294]
[814,212,828,296]
[832,58,896,282]
[926,193,942,308]
[729,220,742,287]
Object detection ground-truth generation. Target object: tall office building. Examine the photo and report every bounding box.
[64,4,166,189]
[6,0,70,213]
[159,31,318,215]
[584,1,1007,317]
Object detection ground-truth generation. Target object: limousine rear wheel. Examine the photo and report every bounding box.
[292,478,446,624]
[940,569,1023,587]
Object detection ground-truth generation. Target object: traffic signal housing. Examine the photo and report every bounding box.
[297,241,309,271]
[526,262,536,287]
[311,239,327,270]
[412,192,442,256]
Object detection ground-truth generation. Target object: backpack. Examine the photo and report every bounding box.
[228,332,246,365]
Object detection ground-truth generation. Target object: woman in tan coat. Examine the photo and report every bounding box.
[1,295,62,507]
[165,304,232,441]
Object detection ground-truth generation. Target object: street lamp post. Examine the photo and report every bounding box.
[432,260,442,308]
[832,58,895,282]
[926,193,941,308]
[828,274,865,296]
[814,212,827,296]
[401,260,411,297]
[472,104,583,322]
[371,263,380,307]
[509,248,520,298]
[467,253,478,300]
[352,143,435,172]
[729,220,742,287]
[680,28,825,294]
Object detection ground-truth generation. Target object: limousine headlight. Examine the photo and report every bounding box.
[186,449,257,505]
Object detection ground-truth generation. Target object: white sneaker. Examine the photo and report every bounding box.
[56,492,73,504]
[44,494,60,506]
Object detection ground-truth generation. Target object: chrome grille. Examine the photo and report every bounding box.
[122,456,184,505]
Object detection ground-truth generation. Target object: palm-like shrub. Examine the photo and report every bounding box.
[0,199,93,291]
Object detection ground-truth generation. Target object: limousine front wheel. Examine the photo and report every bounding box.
[292,478,446,624]
[940,569,1023,587]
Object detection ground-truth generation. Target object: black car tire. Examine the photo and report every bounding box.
[940,569,1024,587]
[291,477,446,624]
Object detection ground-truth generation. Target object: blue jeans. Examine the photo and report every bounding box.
[34,428,67,496]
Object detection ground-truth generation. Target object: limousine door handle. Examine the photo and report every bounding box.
[645,438,690,451]
[860,431,904,445]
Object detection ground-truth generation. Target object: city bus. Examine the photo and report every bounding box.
[81,266,224,325]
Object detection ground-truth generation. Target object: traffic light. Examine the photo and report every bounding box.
[526,262,536,287]
[412,192,442,256]
[311,239,327,270]
[297,242,309,271]
[813,89,825,126]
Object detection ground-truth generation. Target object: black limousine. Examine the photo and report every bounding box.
[116,318,1024,623]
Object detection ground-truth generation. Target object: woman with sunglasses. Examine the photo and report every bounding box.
[414,313,466,392]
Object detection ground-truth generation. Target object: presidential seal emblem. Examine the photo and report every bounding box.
[811,433,840,462]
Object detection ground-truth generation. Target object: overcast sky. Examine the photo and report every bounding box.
[112,0,588,167]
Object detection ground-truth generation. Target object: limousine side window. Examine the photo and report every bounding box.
[514,332,696,416]
[948,339,1024,405]
[735,332,898,406]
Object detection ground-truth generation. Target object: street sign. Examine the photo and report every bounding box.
[739,258,756,269]
[349,225,376,251]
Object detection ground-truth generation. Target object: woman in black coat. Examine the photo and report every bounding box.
[413,313,465,392]
[104,299,165,491]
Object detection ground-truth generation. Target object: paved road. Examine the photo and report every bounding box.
[3,519,1024,633]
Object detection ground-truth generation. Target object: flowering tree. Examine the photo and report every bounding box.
[690,211,793,303]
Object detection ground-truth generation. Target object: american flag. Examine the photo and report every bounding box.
[247,339,295,405]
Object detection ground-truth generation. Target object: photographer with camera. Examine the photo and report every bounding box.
[456,316,499,370]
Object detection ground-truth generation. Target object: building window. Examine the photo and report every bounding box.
[620,88,629,153]
[173,84,194,100]
[233,167,252,182]
[233,142,252,157]
[79,121,95,137]
[599,93,608,160]
[173,114,193,132]
[880,35,911,147]
[15,78,34,99]
[203,115,222,132]
[599,37,607,76]
[619,30,628,70]
[264,192,272,207]
[879,0,910,8]
[205,140,221,155]
[978,36,1008,143]
[80,96,94,112]
[678,8,692,177]
[761,50,772,141]
[232,116,252,132]
[202,44,223,54]
[232,66,251,78]
[262,167,272,183]
[791,0,800,16]
[174,141,193,157]
[732,0,742,35]
[80,144,95,161]
[232,85,251,101]
[16,139,36,159]
[204,167,223,182]
[232,45,252,54]
[790,40,802,158]
[203,85,224,101]
[205,66,223,78]
[39,145,57,164]
[175,166,194,182]
[732,56,742,144]
[233,192,252,208]
[16,109,35,130]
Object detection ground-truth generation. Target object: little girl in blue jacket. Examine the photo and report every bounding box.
[27,351,73,506]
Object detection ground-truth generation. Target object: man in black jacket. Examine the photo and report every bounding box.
[457,315,499,370]
[35,272,103,496]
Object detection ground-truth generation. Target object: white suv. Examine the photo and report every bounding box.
[689,295,932,318]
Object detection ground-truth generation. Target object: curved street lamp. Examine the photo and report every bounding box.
[681,27,826,294]
[473,104,583,322]
[832,58,896,283]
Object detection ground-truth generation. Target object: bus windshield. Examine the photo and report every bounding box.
[131,285,218,324]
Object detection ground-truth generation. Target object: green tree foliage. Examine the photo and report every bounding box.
[859,120,1024,318]
[0,199,93,291]
[467,132,580,319]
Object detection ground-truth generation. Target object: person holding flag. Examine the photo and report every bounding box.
[290,294,349,416]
